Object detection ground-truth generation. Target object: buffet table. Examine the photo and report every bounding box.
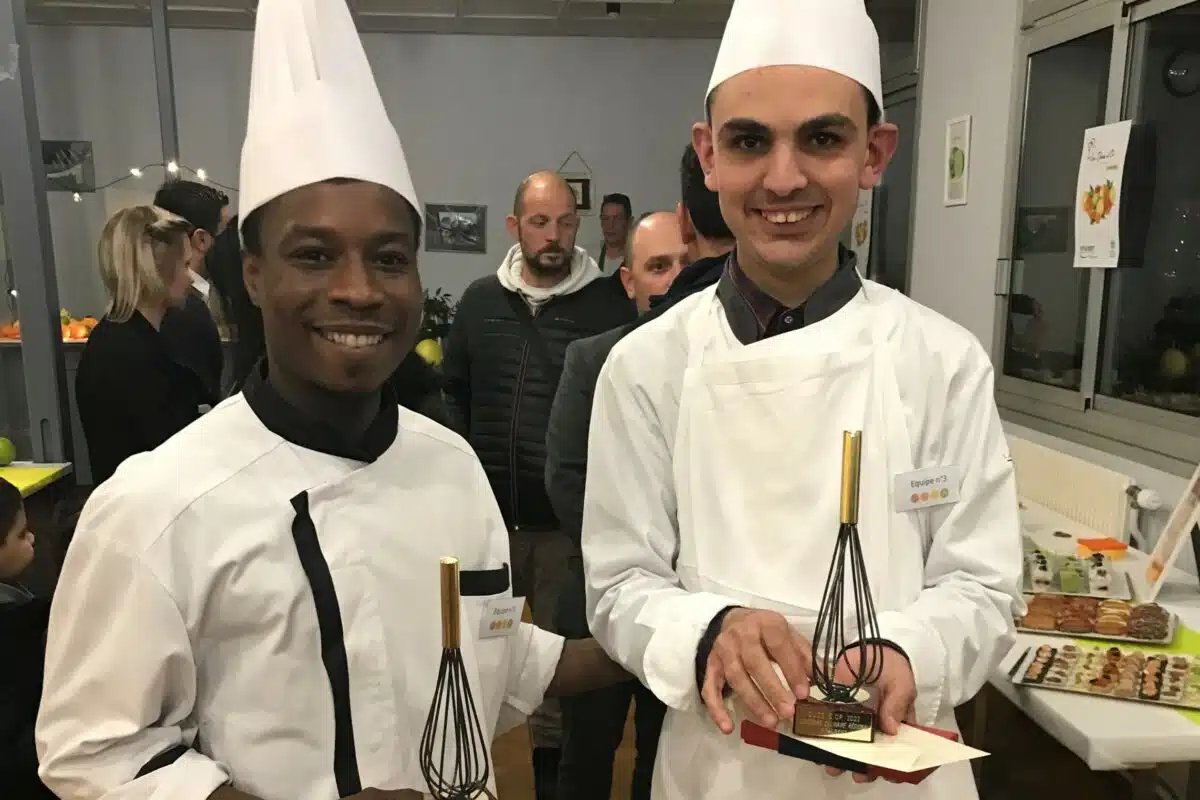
[988,501,1200,798]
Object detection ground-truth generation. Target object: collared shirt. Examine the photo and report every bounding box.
[716,246,863,345]
[189,270,211,301]
[241,360,398,463]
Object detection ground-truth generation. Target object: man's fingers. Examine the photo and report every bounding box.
[722,654,779,729]
[762,626,810,701]
[878,684,916,736]
[701,658,734,735]
[739,641,796,722]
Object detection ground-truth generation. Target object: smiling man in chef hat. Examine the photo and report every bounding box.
[35,1,628,799]
[579,1,1023,797]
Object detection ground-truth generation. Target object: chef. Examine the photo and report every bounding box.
[35,1,626,799]
[580,1,1023,798]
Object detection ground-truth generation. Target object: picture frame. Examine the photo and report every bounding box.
[563,176,593,215]
[42,140,96,193]
[424,203,487,255]
[943,115,972,207]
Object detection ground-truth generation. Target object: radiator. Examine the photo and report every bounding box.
[1008,436,1134,543]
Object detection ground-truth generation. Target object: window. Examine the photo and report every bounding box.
[868,0,921,79]
[1002,27,1112,393]
[1097,4,1200,419]
[996,0,1200,476]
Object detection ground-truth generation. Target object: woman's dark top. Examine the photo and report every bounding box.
[75,311,203,484]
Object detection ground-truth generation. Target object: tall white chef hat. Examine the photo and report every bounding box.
[238,0,419,231]
[706,0,883,115]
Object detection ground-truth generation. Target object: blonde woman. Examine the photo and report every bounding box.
[75,205,201,484]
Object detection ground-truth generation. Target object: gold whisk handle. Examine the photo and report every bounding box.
[839,431,863,525]
[440,557,461,649]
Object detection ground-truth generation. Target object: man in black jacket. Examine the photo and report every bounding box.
[544,143,734,800]
[154,179,230,404]
[442,170,635,799]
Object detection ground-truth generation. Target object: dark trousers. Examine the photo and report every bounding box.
[558,678,665,800]
[555,557,665,800]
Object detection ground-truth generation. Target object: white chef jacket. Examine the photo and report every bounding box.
[36,388,564,800]
[581,278,1022,798]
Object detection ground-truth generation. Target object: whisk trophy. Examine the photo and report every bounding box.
[419,557,496,800]
[795,431,884,744]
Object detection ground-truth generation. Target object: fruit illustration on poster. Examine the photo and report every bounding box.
[1081,180,1116,225]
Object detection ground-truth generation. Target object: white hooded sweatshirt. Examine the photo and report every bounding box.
[496,243,601,313]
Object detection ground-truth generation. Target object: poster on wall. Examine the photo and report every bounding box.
[943,115,971,207]
[1144,462,1200,602]
[1073,120,1132,269]
[850,188,873,269]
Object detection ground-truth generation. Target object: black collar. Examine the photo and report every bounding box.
[241,360,398,463]
[716,246,862,345]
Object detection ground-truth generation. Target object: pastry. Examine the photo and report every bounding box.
[1095,617,1129,636]
[1057,615,1095,634]
[1020,610,1058,630]
[1058,559,1084,594]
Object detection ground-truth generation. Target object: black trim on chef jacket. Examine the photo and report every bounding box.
[244,360,398,796]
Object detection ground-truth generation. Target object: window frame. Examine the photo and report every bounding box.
[1023,0,1097,28]
[879,0,926,81]
[994,0,1200,478]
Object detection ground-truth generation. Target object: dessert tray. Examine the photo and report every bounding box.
[1011,643,1200,710]
[1015,595,1176,646]
[1021,546,1132,600]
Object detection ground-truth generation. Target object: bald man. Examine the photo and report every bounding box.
[442,170,635,799]
[619,211,689,313]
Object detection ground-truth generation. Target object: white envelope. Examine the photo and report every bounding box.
[785,723,990,772]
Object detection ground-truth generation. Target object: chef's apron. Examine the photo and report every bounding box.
[652,281,976,800]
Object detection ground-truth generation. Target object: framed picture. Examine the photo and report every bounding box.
[42,140,96,193]
[563,176,593,214]
[943,115,972,207]
[424,203,487,254]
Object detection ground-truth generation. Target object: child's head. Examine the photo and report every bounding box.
[0,478,32,580]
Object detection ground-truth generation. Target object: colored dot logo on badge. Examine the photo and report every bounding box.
[920,492,930,502]
[910,493,920,503]
[490,621,499,631]
[940,488,949,499]
[505,619,514,629]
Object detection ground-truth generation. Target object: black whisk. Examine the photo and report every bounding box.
[810,431,885,705]
[419,557,495,800]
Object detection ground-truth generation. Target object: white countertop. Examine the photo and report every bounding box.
[990,502,1200,770]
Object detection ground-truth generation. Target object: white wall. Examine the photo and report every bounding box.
[26,26,719,317]
[909,0,1192,559]
[908,0,1021,350]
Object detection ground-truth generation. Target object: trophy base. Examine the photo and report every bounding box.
[791,686,876,743]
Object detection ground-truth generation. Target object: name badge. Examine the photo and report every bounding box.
[479,596,524,640]
[894,465,963,512]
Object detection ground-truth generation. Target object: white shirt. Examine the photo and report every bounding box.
[37,391,564,799]
[189,269,211,300]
